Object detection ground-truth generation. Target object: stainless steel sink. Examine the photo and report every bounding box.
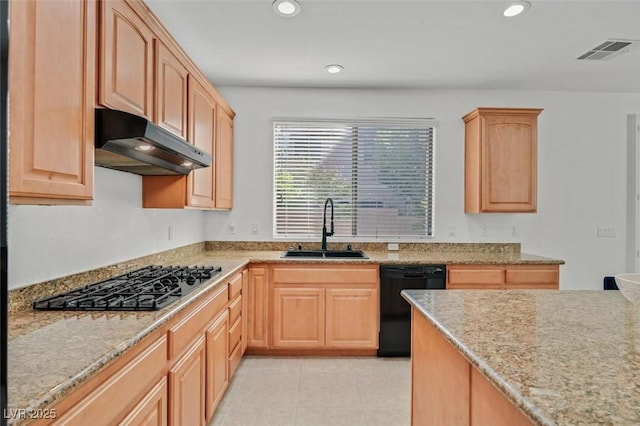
[281,249,369,259]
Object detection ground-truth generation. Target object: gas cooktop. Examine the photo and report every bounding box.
[33,265,222,311]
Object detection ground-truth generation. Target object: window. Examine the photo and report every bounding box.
[273,118,436,238]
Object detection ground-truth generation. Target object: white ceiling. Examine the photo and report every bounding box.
[145,0,640,92]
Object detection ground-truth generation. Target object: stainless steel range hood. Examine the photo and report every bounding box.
[95,108,212,176]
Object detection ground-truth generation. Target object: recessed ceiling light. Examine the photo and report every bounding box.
[325,64,344,74]
[503,1,530,17]
[134,144,154,151]
[181,161,193,167]
[273,0,301,17]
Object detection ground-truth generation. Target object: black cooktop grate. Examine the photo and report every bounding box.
[32,265,222,311]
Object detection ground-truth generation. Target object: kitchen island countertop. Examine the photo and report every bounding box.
[402,289,640,425]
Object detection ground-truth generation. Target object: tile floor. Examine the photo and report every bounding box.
[208,356,411,426]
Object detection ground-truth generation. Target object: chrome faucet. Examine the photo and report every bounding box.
[321,198,334,251]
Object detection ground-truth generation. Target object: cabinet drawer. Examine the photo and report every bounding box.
[228,273,242,299]
[506,267,558,284]
[448,268,504,285]
[54,336,167,426]
[228,340,242,379]
[229,316,241,354]
[273,266,378,285]
[229,295,241,325]
[168,284,228,359]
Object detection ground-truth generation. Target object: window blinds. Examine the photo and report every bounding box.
[273,119,435,238]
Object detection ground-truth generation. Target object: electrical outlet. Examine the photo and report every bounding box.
[228,223,236,235]
[481,226,487,237]
[597,226,617,238]
[168,225,173,241]
[388,243,399,251]
[251,223,259,235]
[512,226,519,237]
[448,225,456,236]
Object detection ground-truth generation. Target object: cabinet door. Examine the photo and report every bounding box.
[156,42,188,139]
[241,269,249,354]
[119,377,168,426]
[205,311,228,422]
[9,0,95,203]
[471,368,533,426]
[247,267,269,348]
[168,336,206,426]
[325,288,378,349]
[411,309,470,426]
[272,287,325,348]
[215,108,234,210]
[100,0,154,118]
[53,336,167,426]
[187,77,216,208]
[482,113,537,212]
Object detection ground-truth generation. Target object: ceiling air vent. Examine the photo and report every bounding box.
[577,39,639,60]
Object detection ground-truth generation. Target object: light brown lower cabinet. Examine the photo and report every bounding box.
[447,264,559,290]
[268,265,379,352]
[37,269,247,426]
[325,288,378,349]
[119,377,168,426]
[50,335,167,426]
[247,266,270,349]
[241,269,249,354]
[411,308,533,426]
[272,287,325,348]
[205,310,229,421]
[168,336,206,426]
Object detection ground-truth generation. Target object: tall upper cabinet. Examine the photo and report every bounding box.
[99,0,155,119]
[215,108,234,210]
[463,107,543,213]
[142,76,235,210]
[155,42,189,139]
[9,0,96,204]
[186,77,217,208]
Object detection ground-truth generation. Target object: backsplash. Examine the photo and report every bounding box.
[205,241,521,254]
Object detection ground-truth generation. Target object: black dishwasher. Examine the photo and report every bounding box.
[378,264,446,357]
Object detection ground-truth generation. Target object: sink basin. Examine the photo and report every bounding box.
[323,250,369,258]
[281,249,369,259]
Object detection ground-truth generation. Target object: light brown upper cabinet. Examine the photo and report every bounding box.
[142,76,217,209]
[187,77,217,208]
[463,108,543,213]
[155,42,189,139]
[100,0,155,119]
[9,0,96,204]
[142,77,234,210]
[215,108,234,210]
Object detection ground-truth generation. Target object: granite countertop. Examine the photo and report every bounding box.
[7,254,249,424]
[224,249,564,265]
[6,246,564,422]
[402,289,640,426]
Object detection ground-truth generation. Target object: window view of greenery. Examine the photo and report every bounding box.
[274,120,435,238]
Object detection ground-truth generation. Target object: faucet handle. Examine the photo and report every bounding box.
[347,244,352,251]
[298,244,302,250]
